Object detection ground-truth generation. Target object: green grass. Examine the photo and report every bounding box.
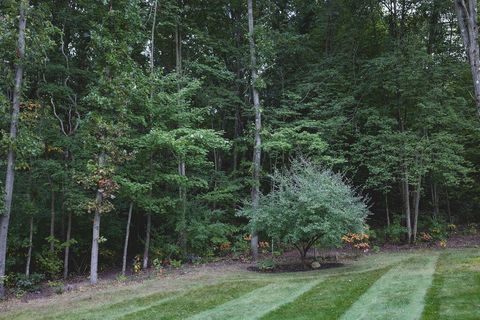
[1,248,479,320]
[190,279,321,320]
[340,254,438,320]
[261,267,390,320]
[422,249,480,320]
[120,281,265,320]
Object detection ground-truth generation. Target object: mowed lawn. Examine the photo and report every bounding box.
[1,248,479,320]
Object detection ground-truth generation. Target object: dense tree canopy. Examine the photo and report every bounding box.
[1,0,480,296]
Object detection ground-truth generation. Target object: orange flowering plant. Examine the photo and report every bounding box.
[342,232,370,252]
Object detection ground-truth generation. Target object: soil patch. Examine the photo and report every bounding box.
[247,262,344,273]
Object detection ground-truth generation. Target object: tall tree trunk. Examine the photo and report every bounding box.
[49,179,55,252]
[385,192,391,227]
[402,169,412,243]
[63,211,72,279]
[178,161,187,253]
[122,202,133,275]
[446,188,453,223]
[413,177,422,242]
[141,0,157,271]
[175,16,188,255]
[143,213,151,269]
[90,152,105,285]
[25,216,33,277]
[0,0,27,298]
[431,182,439,217]
[248,0,261,260]
[454,0,480,114]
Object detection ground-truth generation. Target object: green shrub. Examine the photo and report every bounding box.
[152,258,164,271]
[466,223,478,235]
[170,259,182,268]
[257,259,276,271]
[11,273,45,293]
[187,217,238,257]
[427,217,448,241]
[37,250,62,279]
[382,216,407,244]
[231,234,250,256]
[239,158,370,263]
[48,280,64,295]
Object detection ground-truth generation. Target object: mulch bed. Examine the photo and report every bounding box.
[247,262,344,273]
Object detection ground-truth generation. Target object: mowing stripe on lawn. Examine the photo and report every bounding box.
[422,249,480,320]
[51,290,181,320]
[118,280,265,320]
[187,279,322,320]
[261,267,391,320]
[339,253,438,320]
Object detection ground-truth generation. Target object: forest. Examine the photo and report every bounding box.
[1,0,480,308]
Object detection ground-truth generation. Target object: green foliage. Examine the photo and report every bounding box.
[427,218,449,242]
[9,273,45,294]
[187,217,238,257]
[47,280,64,295]
[240,158,370,259]
[36,240,63,279]
[170,259,182,268]
[256,258,276,272]
[116,274,128,282]
[152,258,163,272]
[380,216,408,244]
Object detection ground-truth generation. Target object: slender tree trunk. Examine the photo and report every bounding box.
[49,179,55,252]
[454,0,480,115]
[431,182,440,217]
[63,211,72,279]
[178,161,187,253]
[385,192,390,227]
[402,169,412,243]
[0,0,27,298]
[248,0,261,260]
[25,216,33,277]
[175,23,182,77]
[122,202,133,275]
[140,0,157,272]
[143,213,151,269]
[446,188,453,223]
[413,177,422,242]
[175,15,188,255]
[90,152,105,285]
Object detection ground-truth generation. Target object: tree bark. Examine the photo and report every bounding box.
[49,178,55,252]
[431,182,439,217]
[0,0,27,298]
[142,212,151,269]
[454,0,480,115]
[122,202,133,275]
[385,192,390,227]
[25,216,33,277]
[63,211,72,279]
[248,0,261,260]
[446,188,453,223]
[412,176,422,242]
[402,169,412,243]
[90,152,105,285]
[178,161,187,254]
[175,13,188,255]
